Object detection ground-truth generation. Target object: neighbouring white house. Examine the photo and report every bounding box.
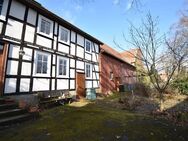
[0,0,102,100]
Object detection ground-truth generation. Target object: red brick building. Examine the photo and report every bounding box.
[99,44,136,95]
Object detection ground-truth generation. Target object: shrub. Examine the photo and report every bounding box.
[171,77,188,95]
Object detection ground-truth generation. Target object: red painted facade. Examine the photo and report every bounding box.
[99,44,136,95]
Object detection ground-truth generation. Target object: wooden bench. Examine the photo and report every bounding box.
[38,90,73,108]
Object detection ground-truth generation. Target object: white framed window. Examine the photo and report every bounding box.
[57,56,69,78]
[85,63,92,78]
[59,26,70,44]
[34,51,51,76]
[38,15,53,37]
[85,39,91,53]
[0,0,4,14]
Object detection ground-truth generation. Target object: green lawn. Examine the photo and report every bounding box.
[0,95,188,141]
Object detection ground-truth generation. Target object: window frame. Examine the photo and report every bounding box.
[37,15,53,38]
[59,26,70,45]
[57,56,69,78]
[85,39,92,53]
[109,71,114,80]
[85,63,92,79]
[34,51,51,77]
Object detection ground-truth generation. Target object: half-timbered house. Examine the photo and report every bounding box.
[0,0,102,100]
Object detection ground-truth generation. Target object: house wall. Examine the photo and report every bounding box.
[100,52,136,95]
[0,0,100,96]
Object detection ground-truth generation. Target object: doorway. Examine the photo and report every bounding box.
[76,72,85,98]
[0,43,8,96]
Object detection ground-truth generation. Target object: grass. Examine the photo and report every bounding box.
[0,95,188,141]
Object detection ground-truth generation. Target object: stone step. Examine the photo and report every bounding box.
[0,108,27,119]
[0,98,15,105]
[0,103,18,111]
[0,113,33,127]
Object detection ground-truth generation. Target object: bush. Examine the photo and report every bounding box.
[171,77,188,95]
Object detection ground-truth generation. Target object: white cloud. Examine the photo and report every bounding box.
[113,0,120,5]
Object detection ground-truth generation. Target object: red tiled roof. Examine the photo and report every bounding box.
[120,49,141,64]
[100,44,135,67]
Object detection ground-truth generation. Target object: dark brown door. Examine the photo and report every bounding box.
[76,72,85,98]
[0,44,8,96]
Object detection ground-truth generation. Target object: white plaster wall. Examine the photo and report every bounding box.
[36,35,52,48]
[0,0,9,21]
[85,53,91,61]
[21,62,31,76]
[23,47,32,61]
[0,22,3,34]
[76,46,84,58]
[57,79,69,90]
[70,43,75,56]
[51,79,55,90]
[86,81,92,88]
[93,72,99,80]
[6,60,18,75]
[76,60,84,70]
[24,25,35,43]
[5,19,23,40]
[70,59,75,68]
[94,65,99,72]
[9,0,26,20]
[53,36,57,50]
[70,69,75,78]
[8,44,19,59]
[52,66,56,77]
[70,80,75,89]
[58,43,69,54]
[20,78,30,92]
[33,78,50,91]
[4,78,17,93]
[92,53,98,62]
[77,34,84,47]
[52,54,56,65]
[27,8,37,25]
[93,81,99,88]
[71,31,76,43]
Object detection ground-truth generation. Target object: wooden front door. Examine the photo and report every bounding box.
[0,44,8,96]
[76,72,85,98]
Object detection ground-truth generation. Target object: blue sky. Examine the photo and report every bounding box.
[36,0,186,51]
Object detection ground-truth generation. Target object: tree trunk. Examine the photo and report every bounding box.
[159,92,164,111]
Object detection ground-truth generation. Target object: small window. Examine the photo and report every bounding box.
[110,71,114,80]
[86,64,91,78]
[85,40,91,53]
[59,58,67,76]
[36,53,48,74]
[0,0,3,15]
[40,18,51,35]
[60,27,69,43]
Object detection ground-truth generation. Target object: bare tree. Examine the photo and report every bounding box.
[121,12,187,111]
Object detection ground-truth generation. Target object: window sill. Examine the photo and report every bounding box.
[37,31,53,39]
